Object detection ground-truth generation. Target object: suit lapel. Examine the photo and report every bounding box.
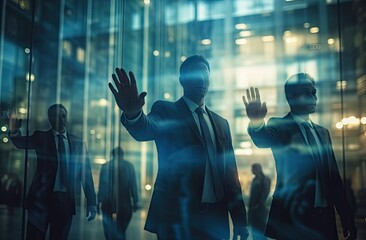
[66,133,73,156]
[206,107,222,149]
[175,98,204,145]
[284,114,315,157]
[284,114,307,144]
[47,129,58,161]
[312,123,327,148]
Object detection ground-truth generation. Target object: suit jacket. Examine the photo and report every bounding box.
[248,113,354,240]
[9,129,96,231]
[122,98,247,238]
[248,174,270,228]
[98,159,138,213]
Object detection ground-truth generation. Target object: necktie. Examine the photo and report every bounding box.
[302,122,322,168]
[57,134,68,187]
[302,122,327,206]
[195,107,224,201]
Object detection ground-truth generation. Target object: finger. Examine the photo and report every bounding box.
[116,68,130,87]
[246,89,251,102]
[108,82,118,96]
[129,71,137,88]
[242,96,248,107]
[7,108,16,119]
[262,102,267,112]
[250,87,255,101]
[138,92,147,107]
[255,88,261,103]
[112,74,122,91]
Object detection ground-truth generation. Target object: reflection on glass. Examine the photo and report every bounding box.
[0,0,365,239]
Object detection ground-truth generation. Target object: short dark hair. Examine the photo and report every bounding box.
[285,73,315,101]
[47,104,67,119]
[252,163,262,172]
[179,55,210,77]
[111,147,124,159]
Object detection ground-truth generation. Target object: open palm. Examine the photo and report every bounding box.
[108,68,147,119]
[242,87,267,120]
[7,109,22,132]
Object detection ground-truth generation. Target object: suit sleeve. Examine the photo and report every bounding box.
[80,142,97,206]
[8,130,37,149]
[326,130,355,228]
[224,120,248,228]
[247,118,279,148]
[121,101,164,141]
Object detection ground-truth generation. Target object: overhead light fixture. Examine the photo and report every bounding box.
[235,38,247,45]
[235,23,247,30]
[309,27,319,33]
[239,31,252,37]
[201,39,212,45]
[262,35,275,42]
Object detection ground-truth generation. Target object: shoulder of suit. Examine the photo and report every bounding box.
[267,116,284,125]
[206,108,226,122]
[36,130,51,136]
[312,122,328,132]
[66,133,82,143]
[151,100,174,110]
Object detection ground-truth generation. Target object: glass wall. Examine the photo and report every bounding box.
[0,0,365,239]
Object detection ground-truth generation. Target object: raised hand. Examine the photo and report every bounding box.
[242,87,267,123]
[108,68,147,119]
[7,109,22,133]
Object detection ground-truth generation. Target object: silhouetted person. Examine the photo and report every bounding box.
[345,179,357,216]
[109,55,248,240]
[3,173,22,215]
[98,147,138,240]
[243,73,357,240]
[8,104,97,240]
[248,163,270,240]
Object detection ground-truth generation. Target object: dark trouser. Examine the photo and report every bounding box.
[26,191,73,240]
[49,191,73,240]
[157,202,228,240]
[26,222,46,240]
[272,206,337,240]
[248,205,268,240]
[102,208,132,240]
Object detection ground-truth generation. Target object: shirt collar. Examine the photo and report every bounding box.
[52,130,67,139]
[291,113,313,128]
[182,96,206,114]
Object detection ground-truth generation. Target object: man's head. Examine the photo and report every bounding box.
[285,73,317,115]
[179,55,210,105]
[111,147,124,160]
[48,104,68,132]
[251,163,263,176]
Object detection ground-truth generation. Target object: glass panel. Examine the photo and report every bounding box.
[0,0,365,239]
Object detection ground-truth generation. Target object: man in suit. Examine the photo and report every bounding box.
[98,147,139,240]
[242,73,357,240]
[248,163,271,240]
[108,55,248,240]
[8,104,97,240]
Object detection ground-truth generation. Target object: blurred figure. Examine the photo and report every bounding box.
[3,173,22,215]
[243,73,357,240]
[109,55,248,240]
[345,179,357,216]
[248,163,270,240]
[8,104,97,240]
[98,147,139,240]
